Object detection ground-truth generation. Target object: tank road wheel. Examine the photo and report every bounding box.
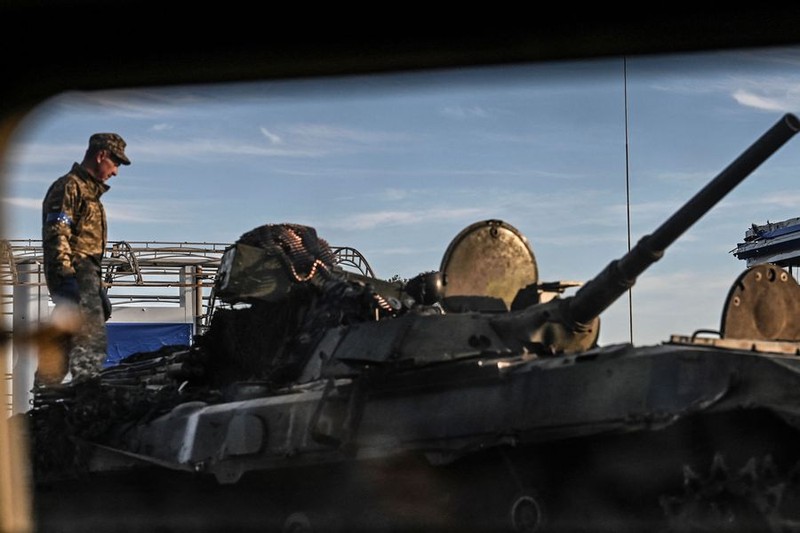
[281,510,342,533]
[282,512,312,533]
[660,453,792,532]
[458,485,547,533]
[508,492,546,533]
[449,451,549,533]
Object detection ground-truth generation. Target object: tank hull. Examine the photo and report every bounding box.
[49,341,799,532]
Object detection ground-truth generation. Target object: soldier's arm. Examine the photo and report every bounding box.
[42,179,80,278]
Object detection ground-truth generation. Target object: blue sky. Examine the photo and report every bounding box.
[3,46,800,347]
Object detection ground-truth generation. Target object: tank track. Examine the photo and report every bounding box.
[660,453,800,532]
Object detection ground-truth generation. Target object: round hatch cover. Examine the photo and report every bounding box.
[439,219,538,308]
[721,263,800,340]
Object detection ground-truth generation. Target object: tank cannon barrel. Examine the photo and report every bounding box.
[491,113,800,354]
[568,113,800,325]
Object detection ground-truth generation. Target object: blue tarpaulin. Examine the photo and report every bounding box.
[104,322,192,366]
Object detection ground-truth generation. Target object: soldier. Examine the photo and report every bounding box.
[41,133,131,384]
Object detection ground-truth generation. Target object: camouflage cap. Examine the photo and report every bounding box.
[89,133,131,165]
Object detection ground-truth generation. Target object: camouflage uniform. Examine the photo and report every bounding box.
[41,133,130,382]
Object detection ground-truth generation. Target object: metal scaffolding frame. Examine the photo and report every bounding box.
[1,239,375,416]
[2,240,375,322]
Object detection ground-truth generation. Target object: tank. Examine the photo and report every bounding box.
[24,113,800,533]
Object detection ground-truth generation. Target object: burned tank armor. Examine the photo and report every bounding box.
[27,114,800,533]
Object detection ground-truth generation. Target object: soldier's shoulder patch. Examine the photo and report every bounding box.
[45,212,73,227]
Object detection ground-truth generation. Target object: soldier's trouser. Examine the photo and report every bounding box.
[69,258,108,381]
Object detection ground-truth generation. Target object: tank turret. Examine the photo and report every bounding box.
[312,113,800,371]
[492,112,800,354]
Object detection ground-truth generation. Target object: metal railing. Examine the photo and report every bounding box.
[1,239,376,416]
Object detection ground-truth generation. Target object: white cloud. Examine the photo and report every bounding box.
[126,124,410,162]
[51,89,206,120]
[441,105,491,119]
[732,88,793,112]
[2,197,39,209]
[3,140,84,166]
[653,170,710,183]
[1,195,191,226]
[664,75,800,113]
[259,127,282,145]
[381,188,412,201]
[287,123,409,145]
[104,199,194,224]
[121,137,324,160]
[749,190,800,208]
[332,207,489,230]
